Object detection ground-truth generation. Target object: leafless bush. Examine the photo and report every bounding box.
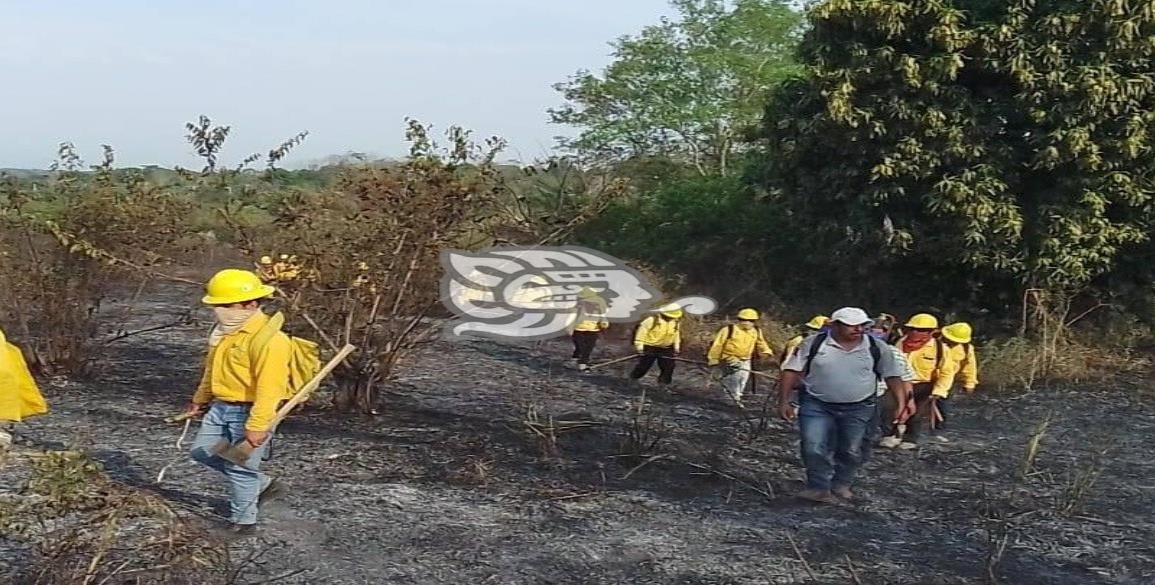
[1056,447,1109,516]
[618,389,668,462]
[0,146,200,376]
[520,402,601,460]
[1019,414,1052,481]
[251,120,508,412]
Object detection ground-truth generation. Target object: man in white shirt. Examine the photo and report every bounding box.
[778,307,911,503]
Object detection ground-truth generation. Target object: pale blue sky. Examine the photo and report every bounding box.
[1,0,674,168]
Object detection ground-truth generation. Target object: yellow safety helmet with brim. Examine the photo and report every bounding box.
[942,322,973,344]
[736,308,760,320]
[904,313,939,330]
[202,269,277,305]
[652,303,684,319]
[805,315,829,330]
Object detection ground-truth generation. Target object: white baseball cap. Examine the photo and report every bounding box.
[830,307,872,326]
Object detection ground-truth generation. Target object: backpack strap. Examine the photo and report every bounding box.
[802,332,828,377]
[934,338,945,378]
[867,335,882,381]
[725,324,735,343]
[248,312,285,363]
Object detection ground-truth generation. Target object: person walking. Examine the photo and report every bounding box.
[887,313,958,449]
[780,315,829,368]
[707,308,774,408]
[180,269,290,534]
[630,304,683,385]
[865,315,914,456]
[570,288,609,371]
[778,308,909,503]
[938,321,979,432]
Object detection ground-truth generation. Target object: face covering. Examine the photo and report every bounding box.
[902,330,934,353]
[737,321,755,331]
[208,306,259,347]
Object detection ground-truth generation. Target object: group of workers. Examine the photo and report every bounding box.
[570,297,981,503]
[2,270,984,534]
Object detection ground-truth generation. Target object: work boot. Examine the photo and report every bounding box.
[932,435,950,444]
[577,364,589,372]
[796,488,838,504]
[898,441,919,450]
[832,485,854,500]
[878,436,902,449]
[230,523,258,536]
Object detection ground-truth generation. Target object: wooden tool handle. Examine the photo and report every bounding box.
[265,344,357,431]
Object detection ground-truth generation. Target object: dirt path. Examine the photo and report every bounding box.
[7,285,1155,584]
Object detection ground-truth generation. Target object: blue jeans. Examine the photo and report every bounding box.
[189,401,272,525]
[798,393,876,491]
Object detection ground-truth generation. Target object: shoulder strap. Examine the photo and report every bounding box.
[802,332,829,377]
[934,338,945,375]
[867,336,882,380]
[725,324,735,343]
[249,312,285,361]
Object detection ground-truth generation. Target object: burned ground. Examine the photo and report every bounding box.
[3,285,1154,584]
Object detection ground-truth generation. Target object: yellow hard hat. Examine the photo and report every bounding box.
[202,269,276,305]
[805,315,829,330]
[578,287,599,300]
[736,308,760,320]
[651,303,684,319]
[942,322,973,344]
[258,256,273,265]
[904,313,939,330]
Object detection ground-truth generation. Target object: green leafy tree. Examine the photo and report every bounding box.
[551,0,803,176]
[757,0,1155,295]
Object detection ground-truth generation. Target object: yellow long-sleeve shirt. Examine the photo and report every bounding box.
[949,342,979,390]
[192,312,292,431]
[899,337,958,398]
[707,324,772,365]
[634,315,680,351]
[572,305,609,333]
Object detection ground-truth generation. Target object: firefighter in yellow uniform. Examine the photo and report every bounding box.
[570,288,609,371]
[940,322,979,433]
[780,315,829,370]
[181,269,291,533]
[0,328,49,451]
[630,304,683,385]
[707,308,774,408]
[887,313,958,449]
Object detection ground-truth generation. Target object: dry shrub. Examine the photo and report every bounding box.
[982,289,1145,391]
[1,451,231,585]
[0,148,201,376]
[254,121,507,412]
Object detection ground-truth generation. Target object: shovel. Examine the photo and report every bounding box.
[586,353,641,370]
[213,344,356,468]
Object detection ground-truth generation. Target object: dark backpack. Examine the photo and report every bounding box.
[802,332,883,380]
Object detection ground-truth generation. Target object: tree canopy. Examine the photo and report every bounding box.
[757,0,1155,296]
[551,0,803,176]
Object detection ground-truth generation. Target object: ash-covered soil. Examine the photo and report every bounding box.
[4,284,1154,584]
